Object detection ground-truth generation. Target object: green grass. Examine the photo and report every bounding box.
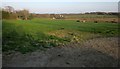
[64,14,118,18]
[0,20,2,53]
[2,18,119,54]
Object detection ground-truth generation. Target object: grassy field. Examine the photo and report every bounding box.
[64,14,118,18]
[2,18,119,54]
[0,20,1,53]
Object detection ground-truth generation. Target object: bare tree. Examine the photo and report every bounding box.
[4,6,15,13]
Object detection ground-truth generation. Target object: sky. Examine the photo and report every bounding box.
[1,0,120,2]
[1,0,119,14]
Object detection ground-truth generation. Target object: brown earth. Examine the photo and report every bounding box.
[2,37,119,67]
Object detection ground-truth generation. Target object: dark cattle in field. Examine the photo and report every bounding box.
[111,21,117,23]
[76,20,80,22]
[94,21,98,23]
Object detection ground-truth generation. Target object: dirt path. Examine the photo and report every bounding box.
[2,37,119,67]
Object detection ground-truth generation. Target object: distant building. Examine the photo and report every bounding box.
[50,14,64,19]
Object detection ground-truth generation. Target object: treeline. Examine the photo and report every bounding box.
[85,12,118,15]
[2,6,119,20]
[2,6,65,20]
[2,6,33,20]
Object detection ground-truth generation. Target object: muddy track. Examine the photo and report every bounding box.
[2,37,119,67]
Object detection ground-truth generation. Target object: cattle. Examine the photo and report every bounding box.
[94,21,98,23]
[76,20,80,22]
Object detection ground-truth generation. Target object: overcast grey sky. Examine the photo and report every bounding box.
[2,2,118,14]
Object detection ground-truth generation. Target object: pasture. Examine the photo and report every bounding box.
[2,18,119,54]
[2,3,119,67]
